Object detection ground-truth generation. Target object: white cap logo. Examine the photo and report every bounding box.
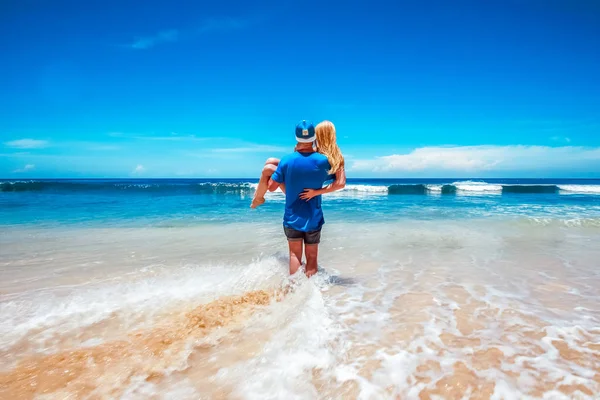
[302,129,309,136]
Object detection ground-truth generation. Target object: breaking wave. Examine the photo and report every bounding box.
[2,180,600,196]
[0,180,257,195]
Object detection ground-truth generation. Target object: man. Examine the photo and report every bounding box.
[269,120,332,277]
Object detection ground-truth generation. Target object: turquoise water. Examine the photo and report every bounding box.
[2,178,600,398]
[2,178,600,227]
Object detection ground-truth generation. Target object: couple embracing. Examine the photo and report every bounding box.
[251,120,346,278]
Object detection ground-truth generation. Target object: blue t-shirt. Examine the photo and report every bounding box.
[271,151,331,232]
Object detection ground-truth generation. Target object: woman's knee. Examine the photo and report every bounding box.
[262,163,277,177]
[265,158,279,166]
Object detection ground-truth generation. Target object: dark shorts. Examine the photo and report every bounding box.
[284,226,321,245]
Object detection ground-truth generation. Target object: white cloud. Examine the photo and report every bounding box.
[129,29,179,50]
[132,164,145,174]
[550,136,571,143]
[4,139,48,149]
[127,16,262,50]
[350,145,600,175]
[13,164,35,173]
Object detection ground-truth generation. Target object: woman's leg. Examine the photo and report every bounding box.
[251,158,279,208]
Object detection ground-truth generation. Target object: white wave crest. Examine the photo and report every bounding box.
[425,184,443,193]
[558,185,600,194]
[452,181,503,193]
[0,256,288,357]
[342,184,389,193]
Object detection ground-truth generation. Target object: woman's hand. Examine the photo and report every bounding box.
[299,188,319,201]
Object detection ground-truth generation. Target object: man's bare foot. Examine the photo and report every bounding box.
[250,197,265,208]
[305,268,318,278]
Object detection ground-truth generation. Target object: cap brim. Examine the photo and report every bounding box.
[296,136,316,143]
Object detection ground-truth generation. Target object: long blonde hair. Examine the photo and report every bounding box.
[315,120,344,174]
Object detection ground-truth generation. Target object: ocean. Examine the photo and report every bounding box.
[1,178,600,399]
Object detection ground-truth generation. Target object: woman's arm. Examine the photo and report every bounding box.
[321,167,346,193]
[299,168,346,200]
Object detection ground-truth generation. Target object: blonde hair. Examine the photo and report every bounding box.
[315,120,344,174]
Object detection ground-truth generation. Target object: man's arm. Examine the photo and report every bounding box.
[299,168,346,200]
[268,179,280,192]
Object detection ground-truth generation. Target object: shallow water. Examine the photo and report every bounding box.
[1,179,600,399]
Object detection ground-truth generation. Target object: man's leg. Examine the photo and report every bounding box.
[304,244,319,277]
[284,227,304,275]
[303,230,321,277]
[288,240,303,276]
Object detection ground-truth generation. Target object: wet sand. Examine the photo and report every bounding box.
[1,220,599,399]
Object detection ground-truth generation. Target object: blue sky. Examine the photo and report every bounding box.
[1,0,599,178]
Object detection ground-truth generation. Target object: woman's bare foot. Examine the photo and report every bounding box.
[250,197,265,208]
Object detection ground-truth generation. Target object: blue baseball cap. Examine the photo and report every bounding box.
[295,120,316,143]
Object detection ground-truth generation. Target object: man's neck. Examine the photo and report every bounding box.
[295,144,314,153]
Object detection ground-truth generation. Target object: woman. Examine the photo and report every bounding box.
[250,120,346,208]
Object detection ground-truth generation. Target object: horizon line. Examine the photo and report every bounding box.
[2,177,600,181]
